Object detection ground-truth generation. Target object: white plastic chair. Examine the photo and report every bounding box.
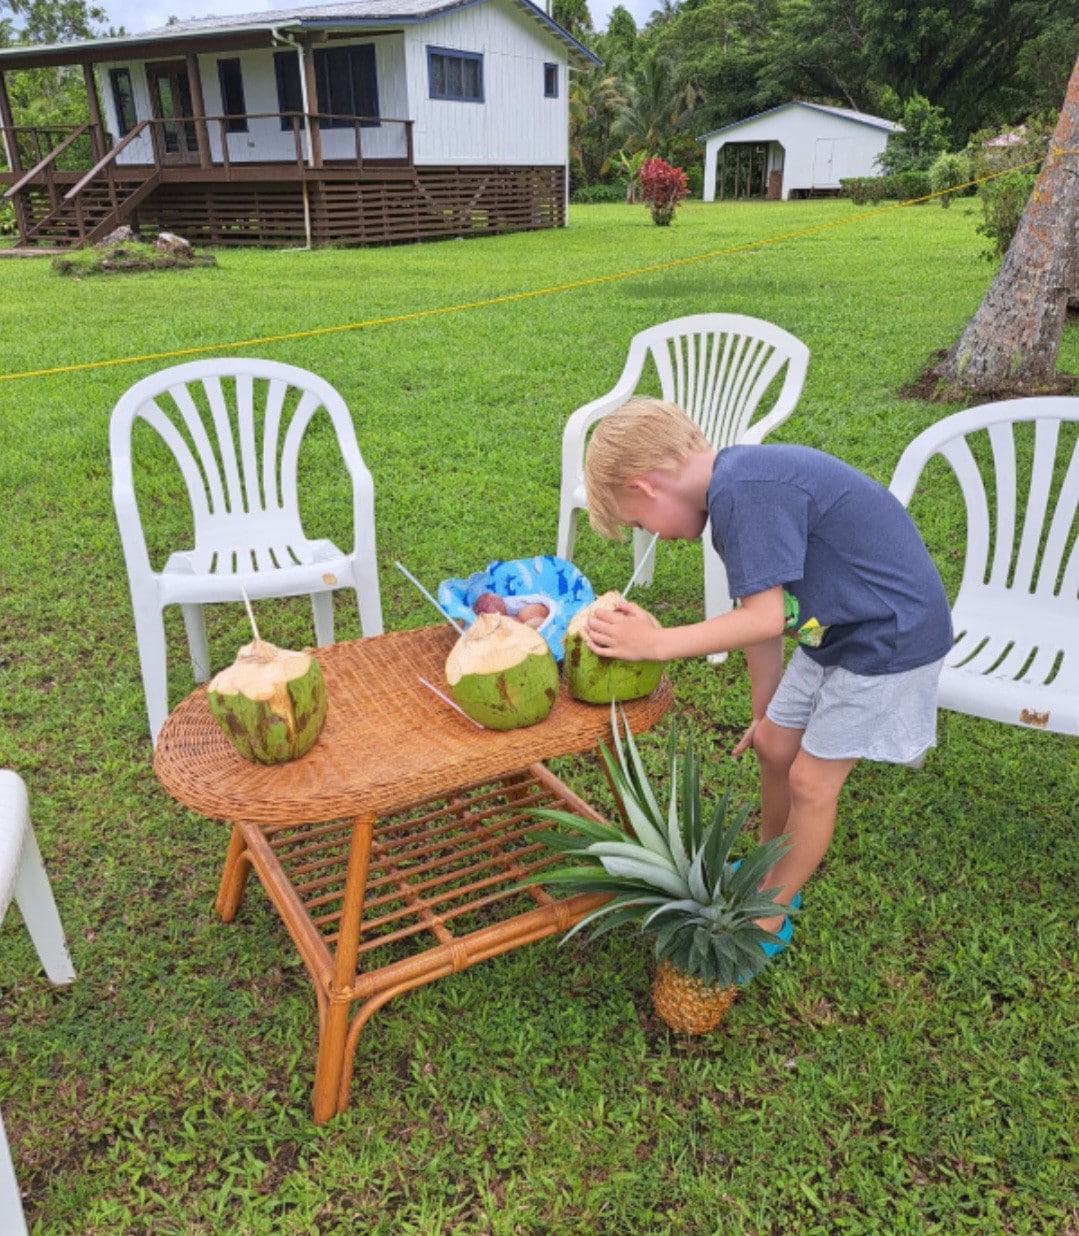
[110,358,384,744]
[0,770,76,1236]
[556,314,809,644]
[890,397,1079,736]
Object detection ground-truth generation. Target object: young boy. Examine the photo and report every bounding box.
[583,397,953,937]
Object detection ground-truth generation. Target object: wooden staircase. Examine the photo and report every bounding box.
[5,121,161,249]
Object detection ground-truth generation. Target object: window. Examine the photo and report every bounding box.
[109,67,137,137]
[274,51,304,130]
[217,58,247,133]
[544,62,558,98]
[427,47,483,102]
[315,45,379,127]
[274,45,380,130]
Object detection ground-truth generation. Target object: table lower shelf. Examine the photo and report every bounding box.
[214,760,612,1121]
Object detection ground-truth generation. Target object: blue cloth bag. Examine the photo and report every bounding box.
[438,555,594,661]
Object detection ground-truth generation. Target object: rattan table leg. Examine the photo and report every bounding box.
[215,823,253,921]
[311,813,376,1124]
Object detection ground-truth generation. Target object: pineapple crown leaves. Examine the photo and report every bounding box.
[526,705,796,983]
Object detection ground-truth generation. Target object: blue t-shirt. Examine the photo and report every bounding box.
[707,444,953,674]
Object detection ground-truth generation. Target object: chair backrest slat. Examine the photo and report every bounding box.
[986,421,1018,590]
[234,373,262,516]
[940,435,992,588]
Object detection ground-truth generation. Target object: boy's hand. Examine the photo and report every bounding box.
[731,718,760,758]
[584,600,664,661]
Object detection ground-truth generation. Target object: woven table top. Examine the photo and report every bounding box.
[154,625,673,827]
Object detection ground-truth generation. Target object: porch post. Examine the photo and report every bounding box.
[82,63,106,161]
[0,70,21,175]
[299,38,323,169]
[184,53,212,169]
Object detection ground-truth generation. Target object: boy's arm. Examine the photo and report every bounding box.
[584,586,787,661]
[732,634,785,757]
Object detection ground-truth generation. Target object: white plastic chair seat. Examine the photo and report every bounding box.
[556,314,809,657]
[158,538,349,603]
[110,358,384,744]
[1,770,75,1236]
[890,397,1079,736]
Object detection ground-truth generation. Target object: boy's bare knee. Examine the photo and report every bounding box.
[754,718,801,770]
[788,752,855,811]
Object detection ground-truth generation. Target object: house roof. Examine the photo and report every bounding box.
[698,101,902,144]
[0,0,599,69]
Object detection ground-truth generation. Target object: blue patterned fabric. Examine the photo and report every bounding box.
[438,556,594,661]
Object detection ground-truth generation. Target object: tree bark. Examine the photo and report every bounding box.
[934,53,1079,392]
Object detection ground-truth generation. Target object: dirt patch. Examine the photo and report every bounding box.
[901,349,1078,403]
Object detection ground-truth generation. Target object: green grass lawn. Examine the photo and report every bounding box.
[0,200,1076,1234]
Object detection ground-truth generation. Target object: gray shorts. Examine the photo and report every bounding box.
[765,648,945,766]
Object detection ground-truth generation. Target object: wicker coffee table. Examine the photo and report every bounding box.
[154,625,671,1123]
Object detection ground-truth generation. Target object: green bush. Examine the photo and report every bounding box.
[841,173,932,205]
[886,171,933,202]
[0,200,16,237]
[570,181,629,204]
[929,151,974,207]
[840,177,887,205]
[977,168,1037,258]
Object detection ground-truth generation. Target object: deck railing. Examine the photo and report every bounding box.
[2,113,414,180]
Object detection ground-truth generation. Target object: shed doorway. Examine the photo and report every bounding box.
[716,142,769,199]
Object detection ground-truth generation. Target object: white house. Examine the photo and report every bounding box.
[0,0,597,248]
[699,102,903,202]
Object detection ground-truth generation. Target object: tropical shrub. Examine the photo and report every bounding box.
[976,168,1038,259]
[637,156,689,226]
[929,151,974,207]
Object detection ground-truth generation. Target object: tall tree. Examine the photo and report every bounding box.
[931,53,1079,393]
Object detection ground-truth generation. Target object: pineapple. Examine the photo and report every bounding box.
[530,706,794,1033]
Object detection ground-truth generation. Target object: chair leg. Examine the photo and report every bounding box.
[703,539,732,665]
[631,528,656,589]
[15,830,75,987]
[0,1113,29,1236]
[311,592,335,647]
[182,603,211,683]
[556,504,579,563]
[351,561,384,638]
[131,605,170,745]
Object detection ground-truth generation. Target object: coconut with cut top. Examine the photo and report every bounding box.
[207,639,327,763]
[563,590,665,704]
[445,612,559,730]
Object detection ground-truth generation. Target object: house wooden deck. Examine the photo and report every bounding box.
[2,117,565,248]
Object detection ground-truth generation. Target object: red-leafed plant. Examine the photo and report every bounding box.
[637,157,690,226]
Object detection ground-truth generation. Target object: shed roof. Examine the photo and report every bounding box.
[699,101,902,144]
[0,0,599,69]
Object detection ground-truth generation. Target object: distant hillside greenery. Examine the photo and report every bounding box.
[557,0,1077,191]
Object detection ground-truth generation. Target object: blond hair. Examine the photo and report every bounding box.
[584,397,709,538]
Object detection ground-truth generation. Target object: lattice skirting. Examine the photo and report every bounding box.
[127,165,566,248]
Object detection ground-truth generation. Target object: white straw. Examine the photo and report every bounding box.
[240,585,261,642]
[394,561,466,634]
[418,677,485,728]
[622,533,659,599]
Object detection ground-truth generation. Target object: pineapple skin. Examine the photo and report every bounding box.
[651,960,736,1034]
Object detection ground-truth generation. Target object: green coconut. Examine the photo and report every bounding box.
[563,590,665,704]
[446,612,559,731]
[207,638,327,764]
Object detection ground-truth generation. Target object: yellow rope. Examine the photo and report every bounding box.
[0,153,1056,386]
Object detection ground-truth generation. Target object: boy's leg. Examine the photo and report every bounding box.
[756,748,858,933]
[752,716,803,844]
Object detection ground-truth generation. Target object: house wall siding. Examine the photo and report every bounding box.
[405,0,567,166]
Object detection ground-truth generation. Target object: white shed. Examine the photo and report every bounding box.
[699,102,902,202]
